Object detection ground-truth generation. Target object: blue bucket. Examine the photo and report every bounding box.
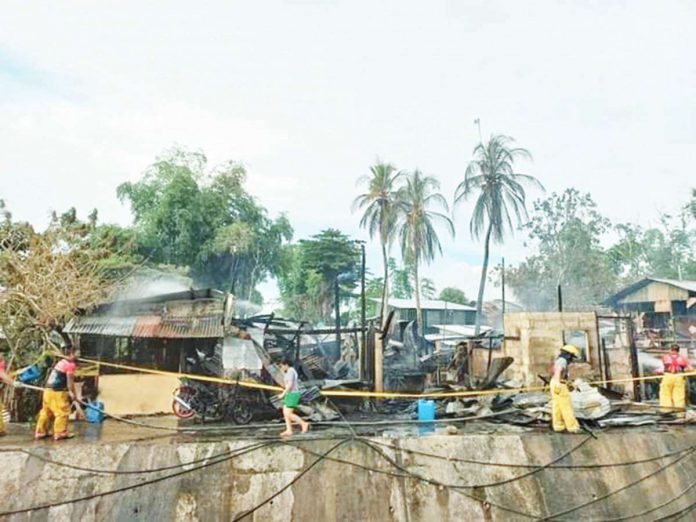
[18,365,41,384]
[417,399,436,422]
[85,401,105,424]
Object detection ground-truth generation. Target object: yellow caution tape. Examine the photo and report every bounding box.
[77,357,696,400]
[78,358,283,392]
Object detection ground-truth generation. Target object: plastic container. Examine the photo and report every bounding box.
[417,399,436,422]
[17,365,41,384]
[85,401,105,424]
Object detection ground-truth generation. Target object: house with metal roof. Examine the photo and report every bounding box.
[382,297,478,335]
[603,278,696,345]
[64,289,235,415]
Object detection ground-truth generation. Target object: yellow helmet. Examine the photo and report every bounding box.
[561,344,581,357]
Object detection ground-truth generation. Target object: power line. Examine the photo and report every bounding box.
[0,440,276,516]
[231,438,351,522]
[368,438,696,470]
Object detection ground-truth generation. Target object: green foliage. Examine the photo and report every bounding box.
[396,170,454,327]
[506,189,618,309]
[610,212,696,282]
[420,278,437,300]
[439,287,470,305]
[388,257,414,299]
[117,147,292,298]
[353,161,402,325]
[454,134,541,333]
[277,229,360,322]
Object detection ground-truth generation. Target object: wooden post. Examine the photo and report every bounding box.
[374,333,383,393]
[627,318,641,401]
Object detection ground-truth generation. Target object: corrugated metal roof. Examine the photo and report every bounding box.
[64,314,223,339]
[64,316,139,337]
[604,277,696,307]
[385,298,477,311]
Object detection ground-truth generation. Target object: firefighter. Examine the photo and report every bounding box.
[550,344,582,434]
[658,344,692,415]
[35,349,79,441]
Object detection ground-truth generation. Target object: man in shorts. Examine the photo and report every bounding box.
[278,358,309,437]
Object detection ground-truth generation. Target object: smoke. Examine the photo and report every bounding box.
[235,299,262,318]
[116,270,192,300]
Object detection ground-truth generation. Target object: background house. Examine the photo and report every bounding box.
[385,298,477,334]
[603,278,696,347]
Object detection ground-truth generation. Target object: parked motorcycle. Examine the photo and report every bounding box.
[172,347,263,424]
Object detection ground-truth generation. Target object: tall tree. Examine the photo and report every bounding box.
[117,147,292,296]
[396,170,454,329]
[454,135,542,334]
[277,229,360,322]
[439,287,470,305]
[352,162,402,326]
[505,189,617,309]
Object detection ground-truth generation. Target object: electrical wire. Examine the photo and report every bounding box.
[0,439,278,516]
[368,438,696,470]
[231,438,351,522]
[599,473,696,522]
[13,440,270,475]
[537,447,696,521]
[283,434,592,489]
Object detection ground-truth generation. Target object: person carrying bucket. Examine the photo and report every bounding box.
[35,348,79,441]
[550,344,582,434]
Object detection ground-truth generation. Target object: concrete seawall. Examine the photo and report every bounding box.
[1,428,695,521]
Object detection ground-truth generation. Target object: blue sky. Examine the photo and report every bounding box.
[1,1,695,302]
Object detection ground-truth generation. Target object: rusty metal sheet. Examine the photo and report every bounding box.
[64,316,138,337]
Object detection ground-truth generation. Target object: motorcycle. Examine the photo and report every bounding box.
[172,348,259,424]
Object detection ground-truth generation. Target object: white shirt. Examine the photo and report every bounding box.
[284,367,299,392]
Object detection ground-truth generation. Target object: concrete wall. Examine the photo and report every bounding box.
[1,430,695,521]
[502,312,600,386]
[98,374,180,415]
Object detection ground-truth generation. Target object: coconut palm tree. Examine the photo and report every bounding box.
[454,134,543,335]
[352,162,402,326]
[397,170,454,330]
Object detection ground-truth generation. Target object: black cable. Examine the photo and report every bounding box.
[356,437,539,519]
[0,440,277,516]
[14,439,267,475]
[654,496,696,522]
[231,438,351,522]
[368,438,696,470]
[286,434,592,490]
[600,473,696,522]
[537,447,696,521]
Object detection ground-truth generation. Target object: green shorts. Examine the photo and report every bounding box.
[283,391,301,409]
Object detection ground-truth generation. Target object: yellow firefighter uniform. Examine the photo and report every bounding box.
[551,345,581,433]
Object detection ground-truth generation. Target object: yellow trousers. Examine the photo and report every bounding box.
[36,389,70,437]
[660,373,686,413]
[0,404,5,434]
[551,379,580,432]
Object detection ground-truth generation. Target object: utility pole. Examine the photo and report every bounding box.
[334,277,341,353]
[474,118,482,143]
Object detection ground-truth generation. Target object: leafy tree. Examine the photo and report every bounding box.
[277,229,360,322]
[0,205,118,369]
[396,170,454,329]
[505,189,617,310]
[610,211,696,282]
[117,148,292,298]
[420,278,437,300]
[352,162,402,326]
[454,134,542,334]
[439,287,470,305]
[388,257,414,299]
